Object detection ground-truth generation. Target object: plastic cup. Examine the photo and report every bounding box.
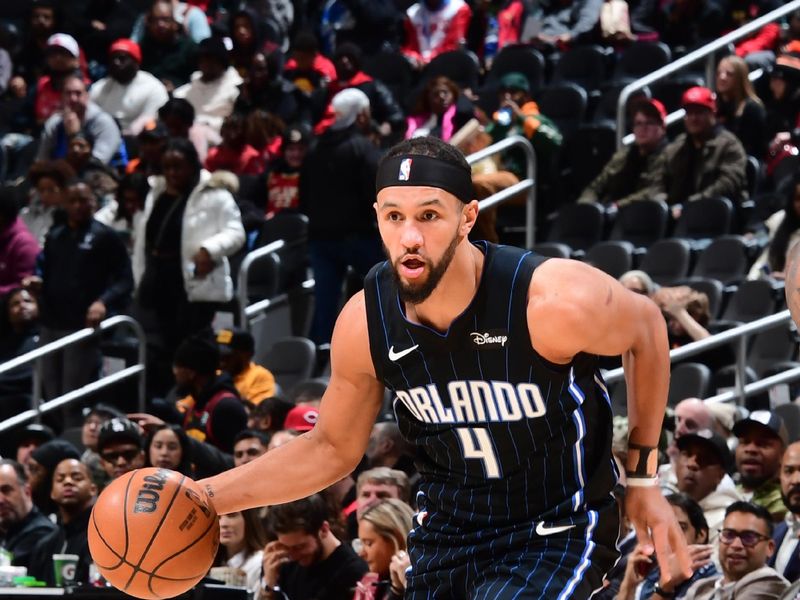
[52,554,79,587]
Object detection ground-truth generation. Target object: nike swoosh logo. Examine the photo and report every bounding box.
[389,345,419,361]
[535,522,576,536]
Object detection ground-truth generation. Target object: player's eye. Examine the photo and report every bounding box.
[387,212,402,222]
[421,211,438,221]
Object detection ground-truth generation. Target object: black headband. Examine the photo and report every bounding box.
[376,154,473,203]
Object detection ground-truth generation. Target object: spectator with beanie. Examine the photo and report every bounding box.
[28,459,97,587]
[96,417,145,482]
[13,425,53,478]
[89,38,169,135]
[300,88,383,344]
[27,439,81,516]
[770,441,800,582]
[24,180,132,400]
[266,124,310,218]
[0,459,57,570]
[0,187,39,296]
[173,36,243,144]
[262,493,368,600]
[401,0,472,68]
[735,411,789,521]
[683,502,787,599]
[216,328,275,405]
[655,86,748,210]
[173,333,248,453]
[579,99,668,207]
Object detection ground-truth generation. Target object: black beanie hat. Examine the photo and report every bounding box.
[30,440,81,473]
[198,36,230,69]
[174,334,220,375]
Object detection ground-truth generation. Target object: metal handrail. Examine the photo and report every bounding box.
[467,135,537,248]
[0,315,147,433]
[615,0,800,147]
[237,239,284,328]
[603,310,793,405]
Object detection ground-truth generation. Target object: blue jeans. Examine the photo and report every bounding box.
[309,236,384,344]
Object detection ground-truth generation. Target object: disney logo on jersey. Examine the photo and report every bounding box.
[470,330,508,348]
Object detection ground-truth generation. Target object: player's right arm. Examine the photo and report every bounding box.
[197,291,385,514]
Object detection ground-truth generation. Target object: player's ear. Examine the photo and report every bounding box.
[460,199,479,237]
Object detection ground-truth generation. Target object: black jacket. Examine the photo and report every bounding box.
[39,219,133,330]
[299,126,382,240]
[0,506,57,570]
[28,506,93,587]
[278,543,368,600]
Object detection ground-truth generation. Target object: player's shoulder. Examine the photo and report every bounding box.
[330,291,377,379]
[529,257,606,297]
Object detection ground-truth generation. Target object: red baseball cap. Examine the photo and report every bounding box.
[283,405,319,432]
[681,86,716,112]
[109,38,142,65]
[635,98,667,125]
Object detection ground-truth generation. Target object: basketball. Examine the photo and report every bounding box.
[786,241,800,328]
[88,468,219,599]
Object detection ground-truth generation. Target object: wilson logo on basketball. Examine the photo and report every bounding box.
[133,470,170,513]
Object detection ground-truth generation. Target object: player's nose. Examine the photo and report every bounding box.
[400,222,423,249]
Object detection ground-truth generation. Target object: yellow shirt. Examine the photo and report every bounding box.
[234,362,276,405]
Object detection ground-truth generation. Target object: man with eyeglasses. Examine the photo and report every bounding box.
[683,501,788,600]
[578,98,668,208]
[232,429,268,468]
[96,417,145,482]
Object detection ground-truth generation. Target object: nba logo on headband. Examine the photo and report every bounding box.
[398,158,413,181]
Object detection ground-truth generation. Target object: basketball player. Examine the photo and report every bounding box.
[200,136,692,597]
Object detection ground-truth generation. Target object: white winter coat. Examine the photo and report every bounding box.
[133,170,245,302]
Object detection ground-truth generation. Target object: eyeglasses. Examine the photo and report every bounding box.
[101,448,140,463]
[719,528,771,547]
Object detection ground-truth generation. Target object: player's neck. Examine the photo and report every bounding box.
[405,242,483,332]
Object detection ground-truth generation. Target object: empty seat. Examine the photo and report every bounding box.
[667,362,712,407]
[774,403,800,443]
[537,83,588,136]
[533,242,572,258]
[609,199,669,248]
[260,336,317,391]
[421,50,480,91]
[544,202,605,252]
[748,325,798,377]
[592,83,651,128]
[721,279,776,323]
[691,235,749,285]
[673,197,734,241]
[255,212,310,291]
[485,44,545,93]
[552,45,609,94]
[650,75,704,113]
[559,123,617,199]
[613,41,671,83]
[585,241,635,279]
[363,51,416,111]
[640,238,692,286]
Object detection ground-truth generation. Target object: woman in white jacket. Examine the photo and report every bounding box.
[133,137,245,387]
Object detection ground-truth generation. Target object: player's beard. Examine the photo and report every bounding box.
[389,230,460,305]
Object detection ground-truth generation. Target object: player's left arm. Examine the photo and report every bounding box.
[527,258,692,584]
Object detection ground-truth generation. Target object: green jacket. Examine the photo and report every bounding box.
[656,127,748,206]
[738,478,787,521]
[578,142,667,207]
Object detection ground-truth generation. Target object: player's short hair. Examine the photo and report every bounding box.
[356,467,410,502]
[266,493,331,536]
[724,501,774,536]
[381,136,470,177]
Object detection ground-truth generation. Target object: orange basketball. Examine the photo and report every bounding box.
[88,468,219,600]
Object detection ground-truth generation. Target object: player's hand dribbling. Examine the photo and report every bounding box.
[625,487,692,586]
[262,541,290,589]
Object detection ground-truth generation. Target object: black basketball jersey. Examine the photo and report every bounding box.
[364,242,618,536]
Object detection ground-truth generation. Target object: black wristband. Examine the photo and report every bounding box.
[654,584,676,598]
[627,443,657,477]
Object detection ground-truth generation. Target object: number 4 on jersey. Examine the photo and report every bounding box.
[456,427,501,478]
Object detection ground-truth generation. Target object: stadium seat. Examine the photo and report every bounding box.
[745,155,763,198]
[640,238,692,285]
[552,45,610,95]
[720,279,777,323]
[668,362,712,407]
[543,201,605,252]
[363,51,416,111]
[260,336,317,391]
[775,403,800,443]
[690,235,749,285]
[533,242,572,258]
[585,240,635,280]
[682,277,725,320]
[608,199,669,249]
[673,197,734,241]
[592,84,651,128]
[748,326,798,377]
[485,44,545,94]
[613,41,672,83]
[650,75,704,113]
[537,83,588,136]
[421,50,481,92]
[255,212,310,291]
[559,123,617,199]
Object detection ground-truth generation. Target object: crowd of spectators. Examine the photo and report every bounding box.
[0,0,797,598]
